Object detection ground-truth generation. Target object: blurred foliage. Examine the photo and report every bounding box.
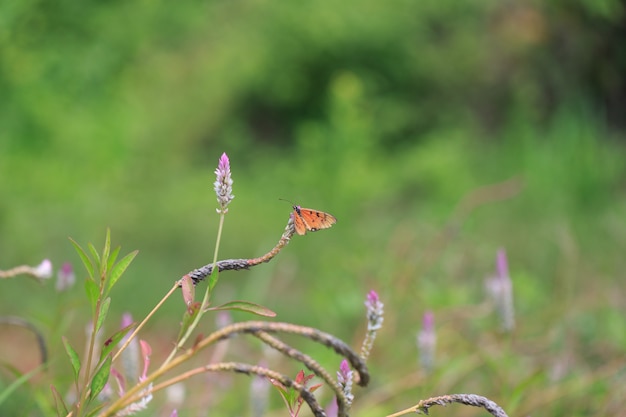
[1,0,626,416]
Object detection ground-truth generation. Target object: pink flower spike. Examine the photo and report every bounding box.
[361,289,384,360]
[339,359,351,378]
[364,290,384,331]
[336,359,354,406]
[218,152,229,170]
[422,310,434,331]
[214,152,234,213]
[366,290,379,305]
[169,410,178,417]
[485,249,515,332]
[417,311,436,372]
[496,249,509,280]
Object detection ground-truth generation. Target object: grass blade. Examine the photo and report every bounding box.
[62,336,81,384]
[100,322,135,363]
[106,250,138,295]
[88,243,101,275]
[95,297,111,335]
[207,300,276,317]
[89,354,112,401]
[106,246,121,276]
[50,384,69,416]
[101,228,111,275]
[69,237,95,279]
[84,279,100,314]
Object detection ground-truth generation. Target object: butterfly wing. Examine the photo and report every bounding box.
[293,208,309,235]
[293,206,337,235]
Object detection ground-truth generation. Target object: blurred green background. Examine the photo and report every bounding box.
[1,0,626,415]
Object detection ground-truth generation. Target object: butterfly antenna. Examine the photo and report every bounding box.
[278,198,296,206]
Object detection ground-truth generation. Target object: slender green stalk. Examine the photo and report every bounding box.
[385,394,509,417]
[213,213,225,267]
[161,212,226,368]
[114,282,178,363]
[76,281,103,416]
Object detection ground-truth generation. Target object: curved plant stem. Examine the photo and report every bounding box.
[386,394,509,417]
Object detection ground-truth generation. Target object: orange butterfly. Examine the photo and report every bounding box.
[291,205,337,235]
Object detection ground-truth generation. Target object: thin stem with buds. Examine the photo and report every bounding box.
[253,330,351,416]
[132,363,327,417]
[99,321,369,417]
[385,394,509,417]
[186,217,296,284]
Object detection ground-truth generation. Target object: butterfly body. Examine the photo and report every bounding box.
[292,205,337,235]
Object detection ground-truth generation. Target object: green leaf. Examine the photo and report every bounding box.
[69,237,95,279]
[89,354,112,401]
[99,322,135,363]
[208,264,219,291]
[288,371,305,405]
[62,337,81,383]
[106,246,121,275]
[88,242,101,274]
[84,279,100,314]
[95,297,111,334]
[207,300,277,317]
[105,250,138,295]
[101,228,111,275]
[177,301,201,342]
[50,385,69,417]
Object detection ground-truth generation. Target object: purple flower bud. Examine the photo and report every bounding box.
[336,359,354,406]
[56,262,75,291]
[361,290,384,360]
[337,359,351,383]
[364,290,384,331]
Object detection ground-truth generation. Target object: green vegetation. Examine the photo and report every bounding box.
[1,0,625,416]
